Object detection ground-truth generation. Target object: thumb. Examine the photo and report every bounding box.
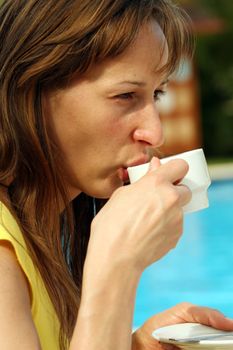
[149,156,161,172]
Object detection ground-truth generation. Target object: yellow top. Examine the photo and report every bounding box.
[0,201,61,350]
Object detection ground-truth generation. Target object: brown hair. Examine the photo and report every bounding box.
[0,0,193,348]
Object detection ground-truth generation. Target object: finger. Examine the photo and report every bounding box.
[170,303,233,331]
[151,159,189,184]
[175,184,192,207]
[148,156,161,172]
[186,306,233,331]
[162,343,179,350]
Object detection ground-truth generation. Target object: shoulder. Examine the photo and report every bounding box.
[0,240,30,302]
[0,201,37,306]
[0,241,41,349]
[0,201,60,349]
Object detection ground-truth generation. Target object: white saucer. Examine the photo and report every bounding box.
[152,323,233,349]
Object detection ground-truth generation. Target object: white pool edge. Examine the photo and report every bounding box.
[208,163,233,181]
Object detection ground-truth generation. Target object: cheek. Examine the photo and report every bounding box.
[103,116,133,145]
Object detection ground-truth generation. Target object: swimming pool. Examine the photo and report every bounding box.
[134,179,233,329]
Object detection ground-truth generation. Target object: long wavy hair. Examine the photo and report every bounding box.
[0,0,193,348]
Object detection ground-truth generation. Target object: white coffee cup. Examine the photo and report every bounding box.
[127,148,211,214]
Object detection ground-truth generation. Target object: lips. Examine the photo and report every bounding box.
[117,167,129,183]
[117,155,150,183]
[126,155,150,168]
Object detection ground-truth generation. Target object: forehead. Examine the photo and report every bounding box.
[81,20,169,85]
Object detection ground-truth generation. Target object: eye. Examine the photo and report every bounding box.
[115,92,135,100]
[154,89,166,101]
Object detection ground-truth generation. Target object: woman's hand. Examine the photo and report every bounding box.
[87,157,191,273]
[132,302,233,350]
[77,159,191,350]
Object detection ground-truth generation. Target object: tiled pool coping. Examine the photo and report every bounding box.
[208,162,233,181]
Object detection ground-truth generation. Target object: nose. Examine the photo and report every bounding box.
[132,103,164,147]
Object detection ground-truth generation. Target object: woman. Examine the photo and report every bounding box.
[0,0,233,349]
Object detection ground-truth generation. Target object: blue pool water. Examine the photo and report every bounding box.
[134,179,233,329]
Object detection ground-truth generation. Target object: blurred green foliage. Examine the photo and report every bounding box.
[195,0,233,158]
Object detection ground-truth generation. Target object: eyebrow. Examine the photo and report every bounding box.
[115,80,146,87]
[115,79,169,87]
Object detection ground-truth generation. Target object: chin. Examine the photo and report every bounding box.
[87,177,124,199]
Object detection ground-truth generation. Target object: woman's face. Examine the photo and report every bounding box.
[44,20,168,200]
